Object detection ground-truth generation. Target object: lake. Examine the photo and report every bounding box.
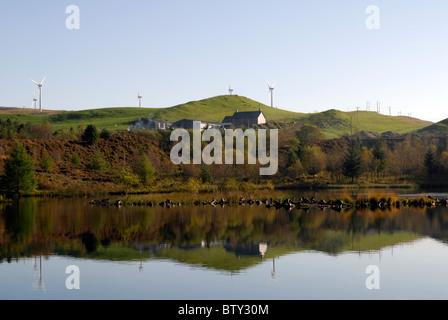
[1,188,448,300]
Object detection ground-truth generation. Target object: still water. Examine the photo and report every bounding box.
[1,189,448,300]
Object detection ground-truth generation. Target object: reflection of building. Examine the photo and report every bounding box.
[224,242,268,260]
[259,243,267,258]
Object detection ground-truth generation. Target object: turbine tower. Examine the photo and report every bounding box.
[266,80,276,108]
[31,77,46,113]
[32,90,37,110]
[138,92,142,108]
[228,86,234,95]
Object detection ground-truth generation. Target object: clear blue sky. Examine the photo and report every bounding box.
[1,0,448,122]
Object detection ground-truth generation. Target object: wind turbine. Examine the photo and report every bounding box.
[228,85,234,95]
[138,92,142,108]
[32,90,37,110]
[31,77,46,113]
[266,80,276,108]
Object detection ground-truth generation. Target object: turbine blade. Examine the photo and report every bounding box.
[40,77,46,85]
[31,79,39,85]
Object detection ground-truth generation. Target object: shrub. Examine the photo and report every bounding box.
[240,181,259,192]
[70,152,82,166]
[223,178,240,191]
[100,129,111,139]
[40,150,54,172]
[86,150,108,171]
[183,178,201,193]
[118,169,140,194]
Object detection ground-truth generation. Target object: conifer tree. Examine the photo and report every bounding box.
[0,142,37,198]
[342,139,364,183]
[424,148,438,177]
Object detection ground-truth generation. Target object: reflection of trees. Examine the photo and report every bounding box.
[0,199,39,262]
[81,233,99,253]
[4,200,36,243]
[2,199,448,260]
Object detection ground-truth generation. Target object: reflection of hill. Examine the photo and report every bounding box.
[52,231,422,272]
[0,198,446,270]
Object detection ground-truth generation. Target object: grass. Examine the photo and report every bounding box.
[0,96,434,136]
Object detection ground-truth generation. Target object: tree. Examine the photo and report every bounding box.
[287,148,299,167]
[306,161,321,178]
[86,150,108,171]
[70,152,82,166]
[100,129,111,139]
[296,125,322,145]
[135,153,155,185]
[372,141,387,178]
[118,169,140,195]
[200,166,212,183]
[342,139,364,183]
[288,160,304,179]
[82,125,99,145]
[31,122,53,139]
[301,145,325,178]
[0,142,37,198]
[424,148,438,177]
[40,150,54,172]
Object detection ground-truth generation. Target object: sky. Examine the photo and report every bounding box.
[1,0,448,122]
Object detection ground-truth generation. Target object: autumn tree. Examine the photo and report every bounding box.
[135,153,156,185]
[296,125,322,145]
[372,141,388,178]
[40,150,55,172]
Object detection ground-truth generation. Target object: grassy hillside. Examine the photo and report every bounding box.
[152,95,299,123]
[418,118,448,135]
[289,109,433,138]
[0,96,434,137]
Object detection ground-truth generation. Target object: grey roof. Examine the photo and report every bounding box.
[232,110,264,119]
[173,119,221,126]
[173,119,196,124]
[222,116,233,123]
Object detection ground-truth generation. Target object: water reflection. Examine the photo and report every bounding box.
[1,197,448,273]
[32,255,46,293]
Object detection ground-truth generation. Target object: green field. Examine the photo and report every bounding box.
[0,95,434,136]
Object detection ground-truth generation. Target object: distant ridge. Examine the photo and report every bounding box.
[418,118,448,134]
[0,106,66,115]
[0,96,434,137]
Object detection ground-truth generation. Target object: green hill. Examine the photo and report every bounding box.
[0,95,434,137]
[152,95,299,123]
[418,118,448,135]
[289,109,433,138]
